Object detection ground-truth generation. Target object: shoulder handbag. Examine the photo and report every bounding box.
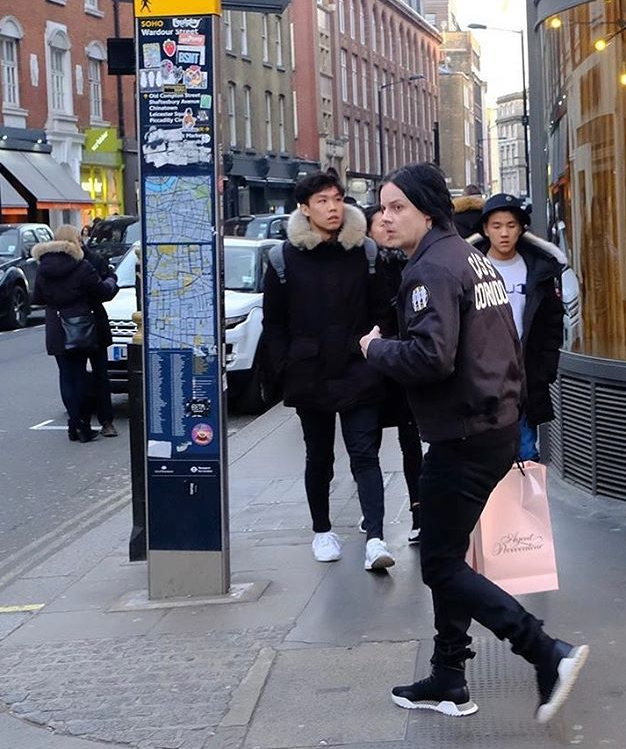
[57,310,98,351]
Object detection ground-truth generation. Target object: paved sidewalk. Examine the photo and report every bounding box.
[0,404,625,749]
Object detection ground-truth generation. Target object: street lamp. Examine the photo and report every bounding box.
[468,23,530,198]
[377,73,425,180]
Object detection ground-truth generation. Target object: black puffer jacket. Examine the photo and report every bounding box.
[262,205,394,412]
[468,231,565,426]
[32,240,118,356]
[452,195,485,239]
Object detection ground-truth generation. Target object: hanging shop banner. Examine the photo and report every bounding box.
[137,11,228,592]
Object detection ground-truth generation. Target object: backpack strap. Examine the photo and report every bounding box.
[363,236,379,275]
[268,242,287,284]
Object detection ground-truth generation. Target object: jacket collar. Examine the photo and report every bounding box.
[408,225,459,266]
[286,204,367,251]
[32,240,84,263]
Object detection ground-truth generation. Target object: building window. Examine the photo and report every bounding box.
[261,15,269,62]
[380,16,386,57]
[224,11,233,51]
[84,0,99,11]
[363,124,370,173]
[278,94,286,152]
[0,36,19,107]
[292,90,298,140]
[349,0,355,38]
[351,54,358,106]
[240,13,248,57]
[88,59,102,120]
[359,2,365,44]
[353,120,361,171]
[338,0,345,34]
[340,49,348,102]
[243,85,252,148]
[227,81,237,146]
[51,47,66,111]
[371,13,377,51]
[361,59,368,110]
[275,17,283,67]
[265,91,272,150]
[373,66,379,114]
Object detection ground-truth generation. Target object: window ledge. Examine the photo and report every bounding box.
[2,104,28,117]
[89,117,110,128]
[51,111,79,123]
[84,7,105,18]
[47,0,67,4]
[263,61,272,68]
[241,55,252,63]
[225,49,237,57]
[276,65,286,72]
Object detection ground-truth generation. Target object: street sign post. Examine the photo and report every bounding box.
[134,0,229,598]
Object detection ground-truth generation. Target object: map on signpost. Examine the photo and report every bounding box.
[145,242,216,358]
[145,175,213,244]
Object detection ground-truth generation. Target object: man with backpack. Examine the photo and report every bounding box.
[262,171,396,570]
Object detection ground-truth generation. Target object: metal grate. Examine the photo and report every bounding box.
[549,367,626,500]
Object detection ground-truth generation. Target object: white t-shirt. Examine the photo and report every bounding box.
[489,253,528,338]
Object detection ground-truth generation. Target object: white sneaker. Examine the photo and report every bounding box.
[357,516,366,534]
[312,531,342,562]
[365,538,395,570]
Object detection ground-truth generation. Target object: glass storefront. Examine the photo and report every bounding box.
[542,1,626,361]
[80,127,125,225]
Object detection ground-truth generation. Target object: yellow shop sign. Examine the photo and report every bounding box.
[134,0,221,17]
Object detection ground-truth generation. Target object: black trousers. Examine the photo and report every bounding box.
[297,404,385,540]
[419,423,551,667]
[55,352,89,430]
[86,347,114,426]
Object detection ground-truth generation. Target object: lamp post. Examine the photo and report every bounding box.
[468,23,530,198]
[377,73,425,180]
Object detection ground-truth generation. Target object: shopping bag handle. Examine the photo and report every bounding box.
[514,459,526,477]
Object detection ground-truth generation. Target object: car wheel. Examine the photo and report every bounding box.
[6,286,29,329]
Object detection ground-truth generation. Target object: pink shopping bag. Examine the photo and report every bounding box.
[468,461,559,596]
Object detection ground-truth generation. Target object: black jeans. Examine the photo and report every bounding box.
[419,423,551,667]
[297,405,385,540]
[397,420,422,521]
[86,347,114,425]
[55,351,90,430]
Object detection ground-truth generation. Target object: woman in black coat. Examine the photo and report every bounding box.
[32,225,118,443]
[364,205,422,544]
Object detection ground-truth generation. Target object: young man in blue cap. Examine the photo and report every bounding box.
[469,194,565,460]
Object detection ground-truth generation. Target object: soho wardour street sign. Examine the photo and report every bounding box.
[134,0,229,597]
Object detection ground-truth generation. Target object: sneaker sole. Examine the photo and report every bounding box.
[391,694,478,717]
[408,534,420,545]
[535,644,589,724]
[313,554,341,563]
[365,554,395,571]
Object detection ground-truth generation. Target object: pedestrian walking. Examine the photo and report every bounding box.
[262,171,396,570]
[363,204,422,544]
[359,163,588,722]
[468,193,564,461]
[82,243,119,437]
[452,184,484,239]
[32,225,118,443]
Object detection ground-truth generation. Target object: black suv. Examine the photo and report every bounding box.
[86,215,140,266]
[0,223,53,329]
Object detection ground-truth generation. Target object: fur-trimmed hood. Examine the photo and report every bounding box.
[32,240,84,263]
[286,204,367,250]
[466,231,567,267]
[452,195,485,214]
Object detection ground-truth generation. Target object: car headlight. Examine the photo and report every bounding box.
[225,313,249,329]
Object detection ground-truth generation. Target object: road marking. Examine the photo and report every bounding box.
[0,604,44,614]
[30,420,54,430]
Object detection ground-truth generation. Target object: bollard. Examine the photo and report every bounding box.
[128,337,146,561]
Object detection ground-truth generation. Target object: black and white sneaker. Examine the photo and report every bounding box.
[391,674,478,717]
[408,527,420,545]
[535,640,589,723]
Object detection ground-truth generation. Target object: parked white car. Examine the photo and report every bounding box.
[103,237,282,412]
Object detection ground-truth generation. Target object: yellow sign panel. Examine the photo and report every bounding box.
[134,0,221,17]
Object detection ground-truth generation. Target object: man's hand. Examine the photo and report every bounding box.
[360,325,382,358]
